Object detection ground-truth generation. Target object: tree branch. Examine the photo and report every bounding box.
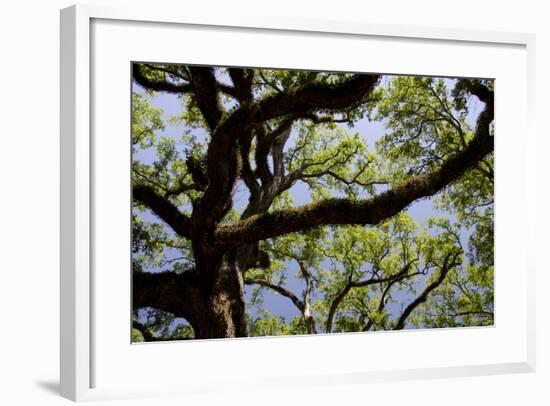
[188,66,224,130]
[244,278,305,313]
[325,260,417,333]
[216,127,493,245]
[185,156,208,191]
[239,129,261,197]
[394,252,460,330]
[192,107,255,230]
[132,63,193,94]
[133,169,198,197]
[216,82,493,245]
[133,184,192,239]
[228,68,254,102]
[133,270,200,322]
[192,73,382,240]
[259,74,380,120]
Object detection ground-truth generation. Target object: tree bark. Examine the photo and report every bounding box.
[193,256,247,339]
[134,247,255,339]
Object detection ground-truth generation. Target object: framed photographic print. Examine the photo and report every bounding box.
[60,4,536,402]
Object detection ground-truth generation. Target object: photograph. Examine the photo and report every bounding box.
[131,63,494,342]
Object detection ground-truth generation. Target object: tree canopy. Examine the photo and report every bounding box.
[130,64,494,341]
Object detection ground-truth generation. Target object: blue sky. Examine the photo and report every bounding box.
[132,72,483,333]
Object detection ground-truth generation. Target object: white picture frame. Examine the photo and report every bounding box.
[60,3,536,402]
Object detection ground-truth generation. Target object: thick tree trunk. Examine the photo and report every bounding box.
[195,274,246,338]
[191,248,250,339]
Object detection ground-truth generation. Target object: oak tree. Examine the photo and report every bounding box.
[131,64,494,341]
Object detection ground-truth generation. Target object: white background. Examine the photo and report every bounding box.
[0,0,547,405]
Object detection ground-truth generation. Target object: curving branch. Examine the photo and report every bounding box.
[193,73,383,238]
[254,124,275,187]
[239,129,261,197]
[244,278,305,313]
[228,68,254,102]
[456,79,492,103]
[132,63,193,94]
[325,260,418,333]
[241,74,380,201]
[133,270,200,322]
[192,107,254,231]
[258,74,380,120]
[185,156,208,191]
[188,66,224,130]
[215,81,493,246]
[286,148,386,192]
[363,271,412,331]
[133,184,192,239]
[215,127,493,245]
[394,252,461,330]
[133,169,198,198]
